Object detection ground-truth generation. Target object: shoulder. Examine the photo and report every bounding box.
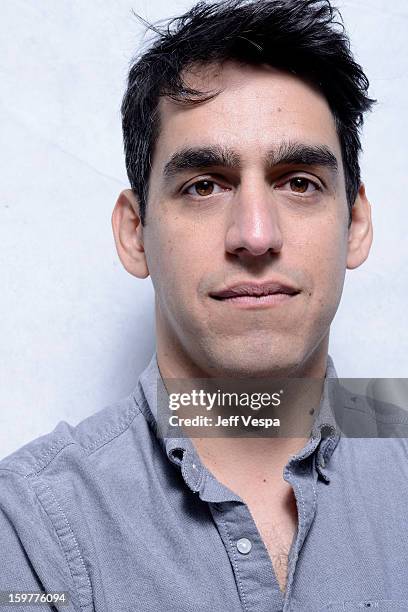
[0,389,148,547]
[333,379,408,437]
[0,389,147,608]
[0,391,144,478]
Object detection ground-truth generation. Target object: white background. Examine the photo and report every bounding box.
[1,0,407,459]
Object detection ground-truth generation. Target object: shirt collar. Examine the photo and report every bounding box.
[132,355,207,493]
[132,352,197,466]
[132,351,341,485]
[310,353,342,481]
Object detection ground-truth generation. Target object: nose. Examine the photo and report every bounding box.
[225,177,283,258]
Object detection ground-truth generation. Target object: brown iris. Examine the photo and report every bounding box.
[289,177,310,193]
[194,180,214,196]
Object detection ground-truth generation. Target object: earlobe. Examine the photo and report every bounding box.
[111,189,150,279]
[346,183,373,270]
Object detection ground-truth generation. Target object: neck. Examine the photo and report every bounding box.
[156,330,330,475]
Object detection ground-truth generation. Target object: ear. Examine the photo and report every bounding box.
[346,183,373,270]
[111,189,149,278]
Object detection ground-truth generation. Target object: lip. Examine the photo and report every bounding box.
[209,279,301,309]
[209,280,300,299]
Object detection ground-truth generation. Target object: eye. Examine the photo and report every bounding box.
[183,179,226,198]
[276,176,321,194]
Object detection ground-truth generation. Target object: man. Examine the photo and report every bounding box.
[1,1,407,610]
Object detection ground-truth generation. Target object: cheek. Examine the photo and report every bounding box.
[305,228,348,315]
[147,222,206,306]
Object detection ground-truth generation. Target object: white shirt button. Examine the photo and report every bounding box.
[236,538,252,555]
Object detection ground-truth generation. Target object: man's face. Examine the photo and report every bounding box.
[139,61,363,377]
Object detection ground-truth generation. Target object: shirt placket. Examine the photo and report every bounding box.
[170,431,335,612]
[282,455,319,611]
[283,433,338,610]
[177,446,285,611]
[208,499,285,612]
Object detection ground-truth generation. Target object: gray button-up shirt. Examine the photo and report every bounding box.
[1,353,408,611]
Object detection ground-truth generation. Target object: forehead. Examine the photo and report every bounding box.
[154,60,341,168]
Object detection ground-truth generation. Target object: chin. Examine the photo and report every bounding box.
[202,345,302,379]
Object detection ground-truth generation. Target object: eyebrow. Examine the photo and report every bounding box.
[163,146,240,179]
[162,141,338,180]
[266,141,338,174]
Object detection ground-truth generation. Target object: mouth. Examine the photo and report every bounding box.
[209,281,301,309]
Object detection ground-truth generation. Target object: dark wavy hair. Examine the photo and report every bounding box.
[121,0,376,226]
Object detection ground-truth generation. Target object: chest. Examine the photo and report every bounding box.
[244,486,299,593]
[70,448,408,611]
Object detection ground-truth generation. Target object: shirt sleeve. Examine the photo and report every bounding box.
[0,506,56,606]
[0,469,79,611]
